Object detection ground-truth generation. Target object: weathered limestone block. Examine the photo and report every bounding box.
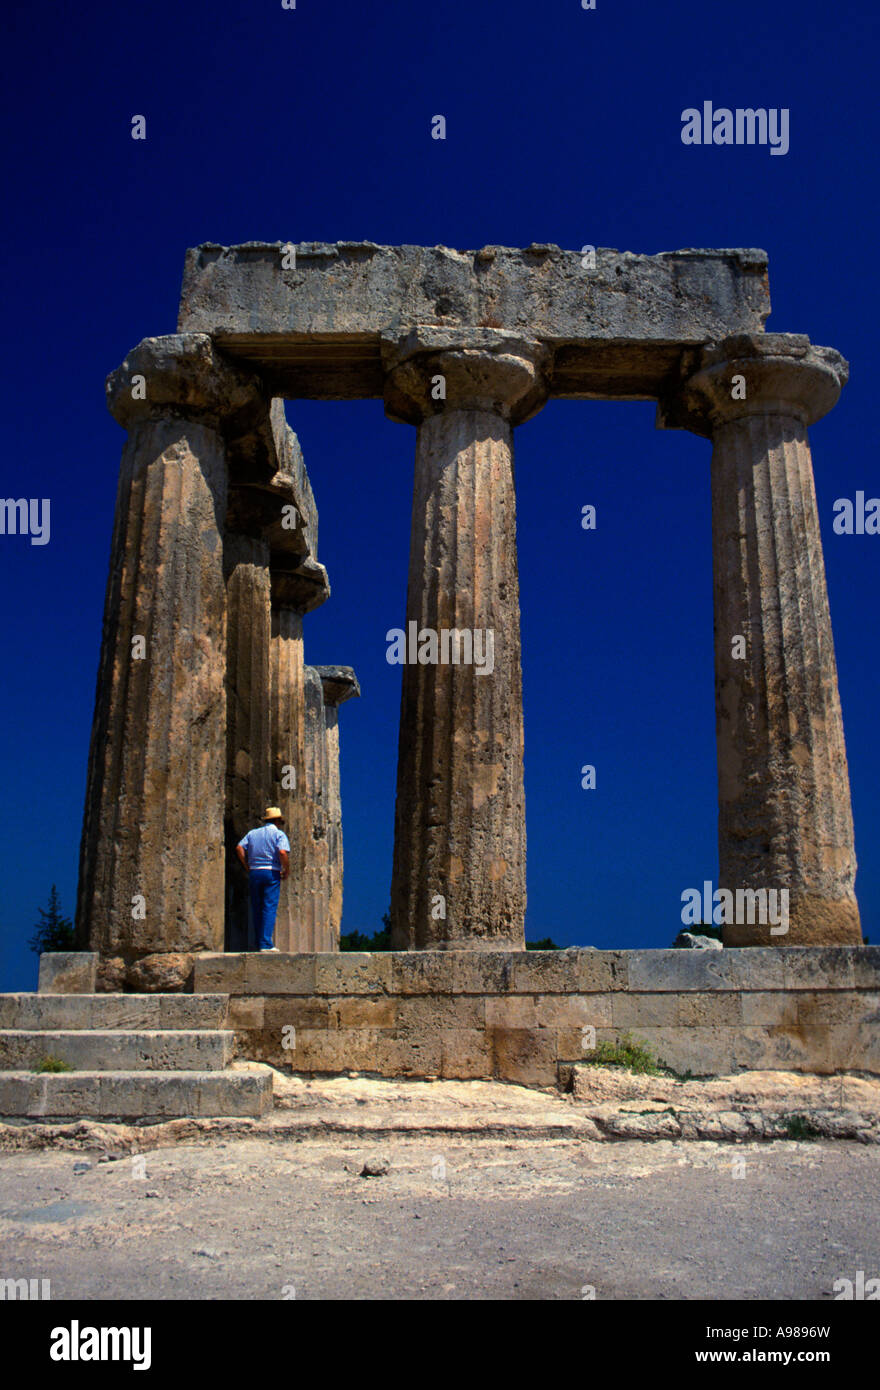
[223,532,273,950]
[440,1029,493,1079]
[77,335,263,965]
[385,331,549,949]
[178,243,770,399]
[96,956,127,993]
[316,666,360,945]
[512,949,581,993]
[126,951,195,993]
[315,952,392,995]
[37,953,98,995]
[627,949,737,992]
[487,1027,558,1087]
[661,334,861,946]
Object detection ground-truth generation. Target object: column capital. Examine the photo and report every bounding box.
[382,328,550,426]
[315,665,360,707]
[657,333,848,438]
[270,556,330,614]
[106,333,263,430]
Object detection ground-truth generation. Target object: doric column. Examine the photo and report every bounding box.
[316,667,361,948]
[660,333,861,945]
[77,335,263,976]
[269,522,330,952]
[383,330,549,949]
[223,533,272,950]
[301,666,331,950]
[270,606,306,952]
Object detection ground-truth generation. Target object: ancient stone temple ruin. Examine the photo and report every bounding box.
[4,241,873,1121]
[74,242,863,991]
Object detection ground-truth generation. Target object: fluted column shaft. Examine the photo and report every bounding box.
[224,533,272,950]
[270,606,308,951]
[384,332,548,949]
[323,708,343,944]
[302,666,331,949]
[316,667,360,948]
[672,334,861,945]
[77,336,260,960]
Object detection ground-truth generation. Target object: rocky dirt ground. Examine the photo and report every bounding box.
[1,1068,878,1300]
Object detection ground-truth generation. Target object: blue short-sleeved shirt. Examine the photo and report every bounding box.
[238,824,290,870]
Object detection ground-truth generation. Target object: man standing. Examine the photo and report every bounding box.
[236,808,290,952]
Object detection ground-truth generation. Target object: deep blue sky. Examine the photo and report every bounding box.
[1,0,877,989]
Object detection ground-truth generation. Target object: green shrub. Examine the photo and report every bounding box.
[582,1031,662,1075]
[781,1113,822,1141]
[34,1056,73,1074]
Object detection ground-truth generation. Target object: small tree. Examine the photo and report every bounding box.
[340,908,392,952]
[29,885,75,955]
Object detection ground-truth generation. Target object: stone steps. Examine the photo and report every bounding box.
[0,1030,233,1072]
[0,1069,272,1119]
[0,993,228,1030]
[0,993,273,1119]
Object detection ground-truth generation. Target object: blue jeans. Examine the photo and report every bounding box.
[248,870,282,949]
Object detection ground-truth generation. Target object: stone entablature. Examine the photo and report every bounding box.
[178,242,770,399]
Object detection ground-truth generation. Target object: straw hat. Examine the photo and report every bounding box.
[262,807,285,823]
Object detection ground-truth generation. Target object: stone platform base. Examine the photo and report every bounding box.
[192,947,880,1087]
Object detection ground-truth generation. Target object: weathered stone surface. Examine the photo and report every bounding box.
[227,997,266,1030]
[0,1068,273,1119]
[781,945,860,990]
[577,950,630,992]
[627,949,737,992]
[451,952,516,994]
[0,989,267,1119]
[0,1029,233,1072]
[77,336,248,962]
[740,991,800,1026]
[0,993,229,1031]
[301,667,331,949]
[96,956,127,993]
[38,953,97,995]
[439,1029,493,1079]
[611,993,681,1028]
[4,1070,880,1153]
[316,666,360,946]
[512,949,581,993]
[391,952,452,995]
[726,948,787,991]
[621,1026,738,1076]
[262,995,329,1029]
[388,336,546,949]
[246,952,318,995]
[191,947,880,1081]
[673,931,723,949]
[270,607,308,951]
[126,953,195,993]
[331,997,395,1030]
[178,243,770,399]
[224,533,273,951]
[661,334,861,946]
[487,1027,558,1087]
